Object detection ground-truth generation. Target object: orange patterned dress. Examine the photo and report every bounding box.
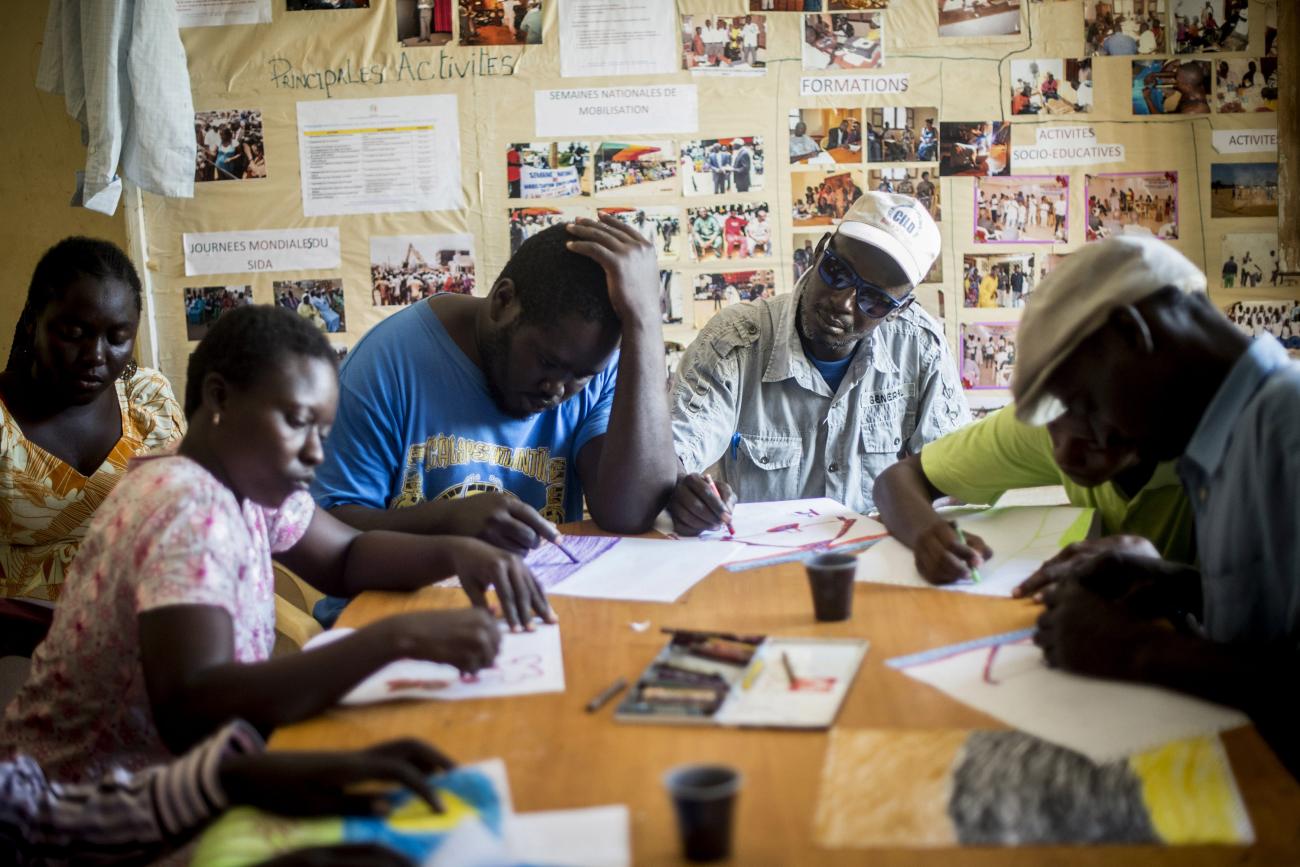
[0,367,184,601]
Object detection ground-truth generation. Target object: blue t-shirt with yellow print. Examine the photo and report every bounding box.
[311,300,617,526]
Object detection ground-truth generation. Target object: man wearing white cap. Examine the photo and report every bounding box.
[667,192,968,533]
[1009,236,1300,779]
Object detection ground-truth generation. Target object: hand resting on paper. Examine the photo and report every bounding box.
[668,473,737,536]
[1033,578,1166,680]
[442,537,556,631]
[912,520,993,585]
[221,737,454,818]
[1013,535,1160,599]
[433,492,561,556]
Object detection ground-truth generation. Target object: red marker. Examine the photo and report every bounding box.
[703,474,735,536]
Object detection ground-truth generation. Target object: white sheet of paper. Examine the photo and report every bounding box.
[177,0,270,27]
[855,506,1093,596]
[182,227,341,276]
[296,94,463,216]
[716,639,868,729]
[892,637,1249,763]
[544,537,741,603]
[507,805,631,867]
[705,498,887,566]
[535,86,698,137]
[558,0,678,78]
[305,625,564,704]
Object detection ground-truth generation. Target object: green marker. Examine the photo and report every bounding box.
[950,521,982,583]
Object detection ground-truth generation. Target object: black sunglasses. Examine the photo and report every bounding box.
[817,246,913,320]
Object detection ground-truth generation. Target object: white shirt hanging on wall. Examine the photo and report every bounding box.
[296,94,464,217]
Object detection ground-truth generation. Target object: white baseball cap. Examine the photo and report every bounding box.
[835,191,941,287]
[1013,236,1207,426]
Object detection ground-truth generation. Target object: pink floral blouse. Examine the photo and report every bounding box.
[0,455,314,781]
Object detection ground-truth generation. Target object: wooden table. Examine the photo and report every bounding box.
[273,525,1300,865]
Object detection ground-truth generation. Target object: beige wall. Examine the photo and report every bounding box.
[0,4,129,364]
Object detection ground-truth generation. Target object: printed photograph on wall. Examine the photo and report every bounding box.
[599,207,683,261]
[593,141,678,196]
[681,137,765,196]
[1213,58,1278,113]
[1008,59,1094,116]
[789,109,865,165]
[1132,59,1211,115]
[395,0,454,45]
[460,0,542,46]
[1085,0,1166,55]
[370,234,476,306]
[289,0,370,9]
[939,122,1010,177]
[1210,162,1278,218]
[751,1,823,9]
[791,170,865,227]
[1085,172,1178,241]
[660,270,685,326]
[1224,299,1300,354]
[693,270,777,328]
[183,286,253,341]
[865,107,940,164]
[688,203,773,262]
[830,0,887,8]
[962,253,1035,308]
[791,234,820,284]
[273,279,347,334]
[974,175,1068,243]
[937,0,1022,38]
[1173,0,1248,52]
[1037,251,1071,284]
[508,206,589,255]
[959,321,1019,389]
[967,392,1011,420]
[869,168,941,221]
[682,14,768,74]
[194,110,266,182]
[802,12,884,70]
[506,141,591,199]
[1218,234,1287,289]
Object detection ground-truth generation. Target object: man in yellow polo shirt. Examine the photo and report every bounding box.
[871,402,1195,585]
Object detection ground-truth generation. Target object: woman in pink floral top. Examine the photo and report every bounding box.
[2,306,554,780]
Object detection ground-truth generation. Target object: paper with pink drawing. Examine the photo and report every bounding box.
[304,624,565,704]
[702,498,889,565]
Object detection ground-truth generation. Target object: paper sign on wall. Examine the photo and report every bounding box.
[559,0,679,79]
[177,0,270,28]
[799,75,910,97]
[1012,142,1125,168]
[1212,129,1278,154]
[183,228,341,276]
[296,94,463,217]
[519,165,582,198]
[535,86,698,137]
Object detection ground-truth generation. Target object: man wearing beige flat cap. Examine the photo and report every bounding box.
[1011,236,1300,779]
[667,192,968,534]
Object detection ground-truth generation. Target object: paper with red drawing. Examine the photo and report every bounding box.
[304,623,565,704]
[696,497,888,565]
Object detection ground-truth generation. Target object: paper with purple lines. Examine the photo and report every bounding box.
[527,535,743,603]
[527,535,621,589]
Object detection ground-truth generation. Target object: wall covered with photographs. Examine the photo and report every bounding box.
[147,0,1288,408]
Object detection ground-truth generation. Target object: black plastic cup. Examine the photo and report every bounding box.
[806,552,857,622]
[663,764,742,862]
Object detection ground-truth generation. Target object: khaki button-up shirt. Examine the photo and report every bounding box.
[671,281,970,513]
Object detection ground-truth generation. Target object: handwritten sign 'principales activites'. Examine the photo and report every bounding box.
[269,49,518,99]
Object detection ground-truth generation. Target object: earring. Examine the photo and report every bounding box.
[212,412,221,427]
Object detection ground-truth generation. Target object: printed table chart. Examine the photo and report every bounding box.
[272,523,1300,865]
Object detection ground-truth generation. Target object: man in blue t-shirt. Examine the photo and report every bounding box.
[311,217,677,621]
